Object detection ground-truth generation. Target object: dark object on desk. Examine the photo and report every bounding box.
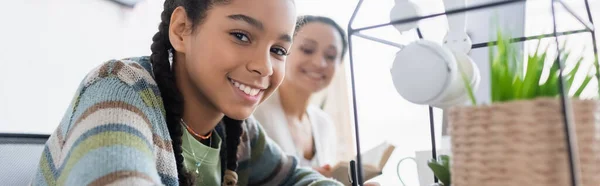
[350,160,358,186]
[0,133,49,186]
[331,142,395,185]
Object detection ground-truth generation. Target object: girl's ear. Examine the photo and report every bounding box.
[169,6,192,53]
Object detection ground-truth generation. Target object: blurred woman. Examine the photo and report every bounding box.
[253,15,347,177]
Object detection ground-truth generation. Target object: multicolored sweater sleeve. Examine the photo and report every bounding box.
[31,57,343,186]
[32,58,179,186]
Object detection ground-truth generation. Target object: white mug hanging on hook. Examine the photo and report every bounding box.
[389,0,480,109]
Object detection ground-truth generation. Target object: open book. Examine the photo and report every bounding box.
[330,142,396,185]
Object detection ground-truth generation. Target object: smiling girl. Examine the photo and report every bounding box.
[31,0,343,185]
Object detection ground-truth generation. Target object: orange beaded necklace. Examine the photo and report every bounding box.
[180,118,213,140]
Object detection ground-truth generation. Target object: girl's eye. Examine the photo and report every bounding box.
[271,47,288,56]
[231,32,250,43]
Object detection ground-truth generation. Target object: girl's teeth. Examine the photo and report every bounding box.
[307,71,323,79]
[231,79,261,96]
[250,89,259,96]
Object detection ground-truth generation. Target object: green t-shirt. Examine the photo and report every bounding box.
[181,128,222,186]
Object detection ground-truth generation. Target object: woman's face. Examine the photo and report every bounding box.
[173,0,296,120]
[285,22,343,94]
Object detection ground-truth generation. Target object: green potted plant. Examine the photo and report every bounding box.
[448,27,600,186]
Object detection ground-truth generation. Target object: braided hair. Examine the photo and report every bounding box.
[150,0,243,185]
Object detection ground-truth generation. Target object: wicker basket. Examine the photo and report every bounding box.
[448,98,600,186]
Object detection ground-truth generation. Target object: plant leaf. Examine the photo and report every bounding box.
[439,155,451,169]
[428,160,451,185]
[595,56,600,97]
[522,47,544,99]
[574,75,592,97]
[513,76,524,98]
[540,58,560,97]
[566,56,583,94]
[460,66,478,105]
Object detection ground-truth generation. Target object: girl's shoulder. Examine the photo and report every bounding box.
[69,55,167,132]
[74,55,165,124]
[82,56,156,88]
[76,56,163,110]
[67,56,168,138]
[36,57,176,186]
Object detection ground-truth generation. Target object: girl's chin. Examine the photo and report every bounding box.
[223,110,254,121]
[299,84,325,94]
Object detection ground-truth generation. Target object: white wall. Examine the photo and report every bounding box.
[0,0,357,135]
[0,0,163,134]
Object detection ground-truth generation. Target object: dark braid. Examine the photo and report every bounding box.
[149,0,231,185]
[295,15,348,58]
[150,1,190,184]
[222,117,243,171]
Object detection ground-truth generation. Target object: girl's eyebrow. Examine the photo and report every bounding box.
[228,14,264,30]
[228,14,292,43]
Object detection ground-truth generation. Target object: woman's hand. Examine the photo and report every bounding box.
[314,164,333,177]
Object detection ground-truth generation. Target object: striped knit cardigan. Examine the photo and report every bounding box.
[31,56,342,186]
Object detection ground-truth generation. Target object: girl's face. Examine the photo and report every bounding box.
[171,0,296,120]
[284,22,343,94]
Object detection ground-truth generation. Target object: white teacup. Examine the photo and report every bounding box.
[396,150,450,186]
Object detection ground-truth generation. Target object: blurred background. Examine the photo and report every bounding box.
[1,0,599,185]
